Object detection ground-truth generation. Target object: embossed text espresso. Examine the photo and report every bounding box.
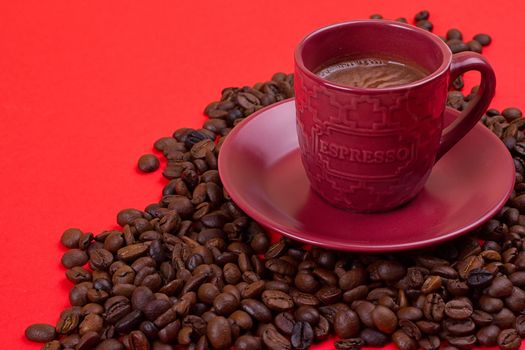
[319,139,410,164]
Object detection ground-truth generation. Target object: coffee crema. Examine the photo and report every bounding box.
[315,55,428,88]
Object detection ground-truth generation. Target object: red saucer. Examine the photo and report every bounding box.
[219,99,515,252]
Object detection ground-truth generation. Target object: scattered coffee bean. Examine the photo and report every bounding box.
[138,154,160,173]
[25,324,57,342]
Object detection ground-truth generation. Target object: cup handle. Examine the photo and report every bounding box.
[436,52,496,160]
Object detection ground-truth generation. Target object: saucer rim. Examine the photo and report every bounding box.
[219,98,515,252]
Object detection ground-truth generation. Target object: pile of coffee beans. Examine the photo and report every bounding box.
[26,11,523,350]
[370,10,492,54]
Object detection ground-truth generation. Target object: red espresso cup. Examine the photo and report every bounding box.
[294,20,496,212]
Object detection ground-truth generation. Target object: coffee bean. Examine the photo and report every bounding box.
[104,296,131,324]
[397,306,423,321]
[262,326,291,350]
[334,309,360,338]
[138,154,160,173]
[61,228,83,248]
[444,299,473,319]
[447,335,477,349]
[443,318,475,336]
[467,40,482,53]
[498,328,521,350]
[494,308,516,329]
[295,272,319,292]
[291,321,314,350]
[25,324,57,342]
[213,292,239,316]
[56,309,80,334]
[261,290,294,312]
[360,328,389,346]
[423,293,445,321]
[334,338,364,350]
[467,268,494,287]
[414,10,430,21]
[94,339,125,350]
[416,320,440,335]
[372,305,398,334]
[419,336,440,350]
[416,20,433,31]
[473,33,492,46]
[446,28,463,40]
[235,335,262,350]
[339,268,366,290]
[487,275,514,297]
[294,305,320,325]
[476,325,500,347]
[503,107,523,121]
[206,316,231,350]
[128,330,149,350]
[399,319,422,340]
[392,330,418,350]
[61,249,89,269]
[241,299,272,323]
[505,286,525,312]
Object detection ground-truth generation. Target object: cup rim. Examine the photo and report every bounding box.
[294,19,453,92]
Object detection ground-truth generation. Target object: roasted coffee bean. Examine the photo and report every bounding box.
[294,305,320,326]
[372,305,398,334]
[334,309,360,338]
[25,323,57,342]
[421,276,442,293]
[446,28,463,40]
[443,318,475,336]
[473,33,492,46]
[61,228,83,248]
[392,330,418,350]
[56,309,80,334]
[213,292,239,316]
[241,299,272,323]
[42,339,61,350]
[339,268,366,290]
[76,331,100,350]
[466,268,493,287]
[262,290,294,311]
[206,316,231,349]
[414,10,429,21]
[360,328,389,346]
[476,325,500,347]
[494,308,516,329]
[262,327,291,350]
[104,296,131,324]
[291,321,314,350]
[397,306,423,321]
[480,295,504,313]
[418,336,440,350]
[94,339,125,350]
[444,299,473,319]
[61,249,89,269]
[399,319,421,340]
[334,338,364,350]
[138,154,160,173]
[505,286,525,312]
[498,328,521,350]
[235,335,262,350]
[416,20,433,31]
[79,313,104,335]
[423,293,445,321]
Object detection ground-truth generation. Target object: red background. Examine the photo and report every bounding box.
[1,0,524,348]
